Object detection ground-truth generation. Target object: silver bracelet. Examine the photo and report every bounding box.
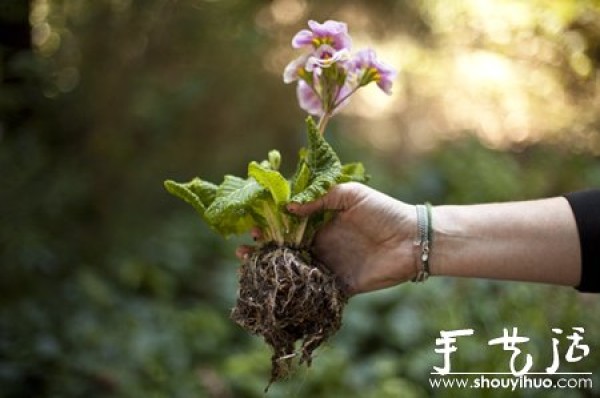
[412,203,432,283]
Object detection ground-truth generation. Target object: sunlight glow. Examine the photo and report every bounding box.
[270,0,307,26]
[261,0,598,151]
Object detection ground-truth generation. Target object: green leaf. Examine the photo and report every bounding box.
[163,118,369,245]
[248,161,290,205]
[204,175,265,236]
[340,162,369,183]
[291,162,311,196]
[163,178,217,220]
[186,177,219,206]
[290,117,343,204]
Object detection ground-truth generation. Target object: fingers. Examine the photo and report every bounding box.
[287,182,365,217]
[250,227,262,241]
[236,227,263,260]
[287,197,326,217]
[236,245,254,260]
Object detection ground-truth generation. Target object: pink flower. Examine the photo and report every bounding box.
[284,20,396,119]
[284,45,351,116]
[284,46,350,84]
[352,48,397,94]
[305,45,350,76]
[283,54,310,84]
[291,20,352,51]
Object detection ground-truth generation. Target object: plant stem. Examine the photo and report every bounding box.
[317,113,331,135]
[333,85,360,109]
[294,217,309,247]
[263,202,284,246]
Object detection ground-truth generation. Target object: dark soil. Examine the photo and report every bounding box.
[230,244,348,390]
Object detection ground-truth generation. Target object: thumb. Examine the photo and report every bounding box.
[287,183,358,216]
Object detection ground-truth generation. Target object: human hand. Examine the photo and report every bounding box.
[287,183,418,295]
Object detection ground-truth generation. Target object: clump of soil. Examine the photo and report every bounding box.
[230,244,348,390]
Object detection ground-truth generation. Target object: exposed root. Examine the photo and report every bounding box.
[230,245,348,390]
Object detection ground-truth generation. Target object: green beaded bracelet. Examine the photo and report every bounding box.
[413,202,433,283]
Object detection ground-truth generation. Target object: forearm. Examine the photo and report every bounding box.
[429,197,581,287]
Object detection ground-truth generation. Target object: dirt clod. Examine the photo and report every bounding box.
[230,245,348,390]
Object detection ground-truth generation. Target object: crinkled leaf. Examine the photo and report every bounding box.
[187,178,219,205]
[291,162,311,196]
[290,148,308,194]
[248,161,290,205]
[164,118,370,245]
[340,162,369,183]
[290,117,343,203]
[204,175,266,236]
[163,178,217,221]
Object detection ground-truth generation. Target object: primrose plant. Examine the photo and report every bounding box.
[165,19,395,248]
[164,20,396,387]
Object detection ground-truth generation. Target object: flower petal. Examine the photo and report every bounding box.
[283,54,310,83]
[306,46,351,78]
[376,63,397,95]
[308,20,352,50]
[296,80,324,116]
[292,29,314,48]
[352,48,397,94]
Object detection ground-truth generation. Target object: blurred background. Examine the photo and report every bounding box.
[1,0,600,397]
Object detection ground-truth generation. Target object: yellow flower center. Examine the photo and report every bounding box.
[312,36,334,48]
[368,67,381,81]
[297,68,308,79]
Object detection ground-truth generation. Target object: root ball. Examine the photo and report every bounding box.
[230,245,348,387]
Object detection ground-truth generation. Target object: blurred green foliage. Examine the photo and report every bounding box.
[1,0,600,397]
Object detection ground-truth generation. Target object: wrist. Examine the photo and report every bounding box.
[428,205,467,278]
[393,201,421,284]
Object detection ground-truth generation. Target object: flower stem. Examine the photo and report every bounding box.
[317,113,331,135]
[333,85,360,109]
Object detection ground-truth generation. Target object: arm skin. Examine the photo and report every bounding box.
[281,183,581,295]
[431,198,580,287]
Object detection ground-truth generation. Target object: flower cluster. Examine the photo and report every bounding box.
[283,20,397,121]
